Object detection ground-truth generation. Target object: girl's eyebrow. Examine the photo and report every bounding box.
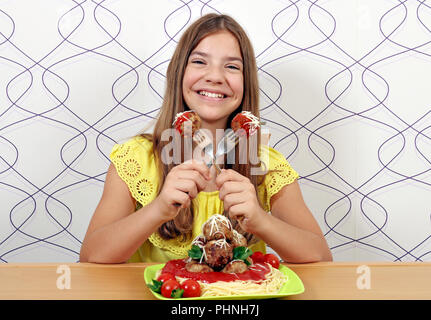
[190,51,243,64]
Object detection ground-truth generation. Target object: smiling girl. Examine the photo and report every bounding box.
[79,14,332,264]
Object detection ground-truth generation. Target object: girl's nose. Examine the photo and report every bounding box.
[204,66,224,84]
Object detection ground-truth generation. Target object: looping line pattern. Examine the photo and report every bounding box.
[0,0,430,262]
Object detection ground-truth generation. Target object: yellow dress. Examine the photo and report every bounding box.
[109,135,299,263]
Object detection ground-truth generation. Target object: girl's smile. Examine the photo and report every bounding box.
[182,30,244,131]
[197,90,226,99]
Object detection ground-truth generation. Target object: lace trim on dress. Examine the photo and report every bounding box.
[110,138,157,208]
[148,233,192,257]
[110,137,191,257]
[264,161,299,210]
[110,137,298,257]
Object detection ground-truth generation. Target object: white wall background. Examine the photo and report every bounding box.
[1,0,430,263]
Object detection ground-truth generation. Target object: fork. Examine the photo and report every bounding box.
[192,130,216,168]
[172,130,213,208]
[214,129,239,158]
[211,129,239,173]
[193,130,212,149]
[193,129,240,173]
[217,130,243,221]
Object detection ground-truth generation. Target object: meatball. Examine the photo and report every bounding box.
[203,239,233,270]
[191,235,206,248]
[230,218,260,245]
[185,260,214,273]
[231,229,247,248]
[173,110,201,137]
[222,260,249,274]
[202,215,233,242]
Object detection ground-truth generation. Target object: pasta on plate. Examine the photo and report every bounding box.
[148,214,289,299]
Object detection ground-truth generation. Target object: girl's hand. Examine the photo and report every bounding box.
[154,160,210,222]
[216,169,267,234]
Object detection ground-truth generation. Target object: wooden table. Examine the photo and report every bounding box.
[0,262,430,300]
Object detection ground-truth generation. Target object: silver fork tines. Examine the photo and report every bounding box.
[216,129,239,158]
[193,130,210,147]
[224,129,239,151]
[193,130,215,169]
[212,129,239,169]
[193,129,239,173]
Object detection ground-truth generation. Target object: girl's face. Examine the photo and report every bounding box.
[182,30,244,129]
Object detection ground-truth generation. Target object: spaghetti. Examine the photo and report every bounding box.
[157,258,286,297]
[150,214,286,298]
[187,264,285,297]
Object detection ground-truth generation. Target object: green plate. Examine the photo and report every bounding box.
[144,263,304,300]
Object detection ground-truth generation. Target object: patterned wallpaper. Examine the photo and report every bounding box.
[0,0,430,262]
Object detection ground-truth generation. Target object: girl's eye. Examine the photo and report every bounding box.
[191,59,205,65]
[227,65,241,71]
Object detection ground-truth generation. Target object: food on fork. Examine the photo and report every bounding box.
[231,111,261,137]
[173,110,202,137]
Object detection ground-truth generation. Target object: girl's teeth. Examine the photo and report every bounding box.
[199,91,224,98]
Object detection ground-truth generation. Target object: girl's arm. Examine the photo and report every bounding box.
[80,161,210,264]
[217,170,332,263]
[79,164,166,263]
[254,181,333,263]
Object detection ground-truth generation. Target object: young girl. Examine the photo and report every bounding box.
[79,14,332,264]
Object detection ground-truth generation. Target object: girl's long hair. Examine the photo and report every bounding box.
[143,14,262,244]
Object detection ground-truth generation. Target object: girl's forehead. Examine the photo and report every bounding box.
[197,30,237,45]
[191,30,242,56]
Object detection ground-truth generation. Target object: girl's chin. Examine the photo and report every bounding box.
[192,108,237,123]
[197,115,230,128]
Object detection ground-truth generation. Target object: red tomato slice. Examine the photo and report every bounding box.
[161,279,180,298]
[180,279,201,298]
[264,253,280,269]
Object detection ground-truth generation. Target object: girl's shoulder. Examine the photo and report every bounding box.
[259,144,296,172]
[109,134,159,206]
[113,134,153,148]
[258,145,299,211]
[110,134,154,159]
